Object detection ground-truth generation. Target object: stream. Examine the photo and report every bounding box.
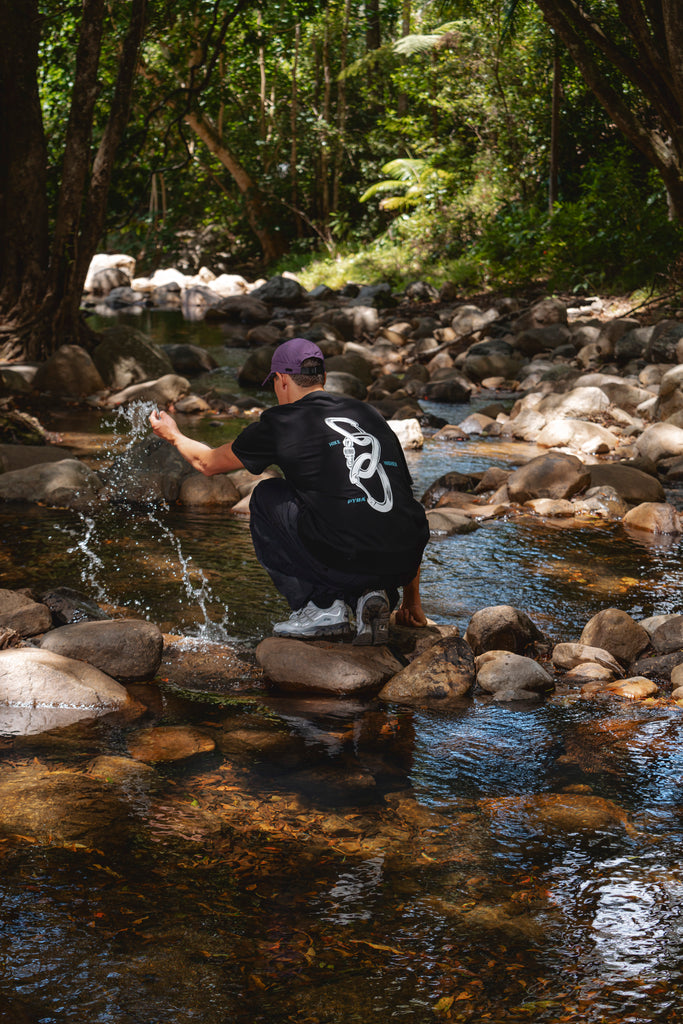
[1,309,683,1023]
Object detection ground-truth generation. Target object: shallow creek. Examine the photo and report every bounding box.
[2,311,683,1023]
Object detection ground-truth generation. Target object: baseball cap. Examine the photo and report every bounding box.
[262,337,325,385]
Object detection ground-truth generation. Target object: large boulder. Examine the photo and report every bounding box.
[255,637,402,696]
[645,320,683,363]
[378,635,475,706]
[579,608,650,667]
[238,345,278,387]
[311,305,380,341]
[32,344,106,397]
[178,472,241,507]
[506,452,591,503]
[0,647,133,735]
[460,339,524,383]
[162,343,218,376]
[465,605,547,656]
[105,372,191,408]
[654,364,683,421]
[650,615,683,655]
[513,324,572,357]
[0,458,103,510]
[84,253,135,294]
[513,297,568,331]
[38,619,164,682]
[250,275,308,307]
[588,463,664,505]
[92,326,174,389]
[204,294,271,324]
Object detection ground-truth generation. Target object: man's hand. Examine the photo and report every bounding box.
[149,409,180,442]
[395,570,427,627]
[395,601,428,628]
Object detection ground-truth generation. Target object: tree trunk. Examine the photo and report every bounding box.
[0,0,49,361]
[549,37,561,213]
[333,0,351,213]
[397,0,411,117]
[290,22,303,236]
[184,111,286,264]
[533,0,683,222]
[0,0,146,362]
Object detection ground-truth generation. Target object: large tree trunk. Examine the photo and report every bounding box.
[533,0,683,221]
[184,111,286,264]
[0,0,146,362]
[0,0,49,361]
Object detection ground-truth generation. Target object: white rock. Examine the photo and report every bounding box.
[388,418,424,449]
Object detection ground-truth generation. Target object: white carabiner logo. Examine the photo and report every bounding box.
[325,416,394,512]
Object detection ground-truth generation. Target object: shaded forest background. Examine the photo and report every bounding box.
[2,0,683,360]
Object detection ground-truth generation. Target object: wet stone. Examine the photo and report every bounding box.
[0,763,131,846]
[126,725,216,762]
[255,637,402,696]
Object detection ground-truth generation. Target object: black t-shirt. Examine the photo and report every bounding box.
[232,391,429,577]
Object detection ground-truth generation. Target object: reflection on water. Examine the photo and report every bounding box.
[2,316,683,1022]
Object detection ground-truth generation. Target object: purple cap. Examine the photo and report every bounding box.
[262,337,325,386]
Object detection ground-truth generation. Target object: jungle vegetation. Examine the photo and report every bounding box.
[1,0,682,360]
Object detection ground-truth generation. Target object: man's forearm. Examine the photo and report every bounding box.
[149,410,244,475]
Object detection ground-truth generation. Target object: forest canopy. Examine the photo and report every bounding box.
[1,0,682,360]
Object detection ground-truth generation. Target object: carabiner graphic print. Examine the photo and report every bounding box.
[325,416,394,512]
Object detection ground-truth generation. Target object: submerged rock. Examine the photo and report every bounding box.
[0,763,131,845]
[126,725,216,762]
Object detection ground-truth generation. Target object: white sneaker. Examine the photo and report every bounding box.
[273,599,351,639]
[353,590,390,646]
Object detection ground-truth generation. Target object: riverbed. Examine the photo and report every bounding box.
[1,309,683,1023]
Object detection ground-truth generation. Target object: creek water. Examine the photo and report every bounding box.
[2,309,683,1023]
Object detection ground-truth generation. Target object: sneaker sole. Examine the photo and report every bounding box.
[353,595,390,646]
[274,623,352,640]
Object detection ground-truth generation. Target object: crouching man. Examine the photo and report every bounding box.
[150,337,429,643]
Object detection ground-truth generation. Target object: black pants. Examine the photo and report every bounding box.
[249,478,401,611]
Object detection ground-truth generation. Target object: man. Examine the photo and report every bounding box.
[149,337,429,643]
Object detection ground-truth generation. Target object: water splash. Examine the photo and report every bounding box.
[58,400,234,643]
[60,513,114,605]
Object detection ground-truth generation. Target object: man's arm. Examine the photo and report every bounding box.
[149,410,245,476]
[395,569,427,628]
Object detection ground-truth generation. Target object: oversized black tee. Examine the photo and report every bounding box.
[232,391,429,578]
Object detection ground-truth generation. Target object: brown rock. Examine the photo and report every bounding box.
[579,608,650,667]
[622,502,682,534]
[255,637,402,696]
[126,725,215,762]
[0,589,51,637]
[465,605,547,656]
[507,452,591,503]
[38,618,163,681]
[378,636,475,706]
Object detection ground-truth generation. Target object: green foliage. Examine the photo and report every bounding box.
[474,149,683,292]
[360,158,452,211]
